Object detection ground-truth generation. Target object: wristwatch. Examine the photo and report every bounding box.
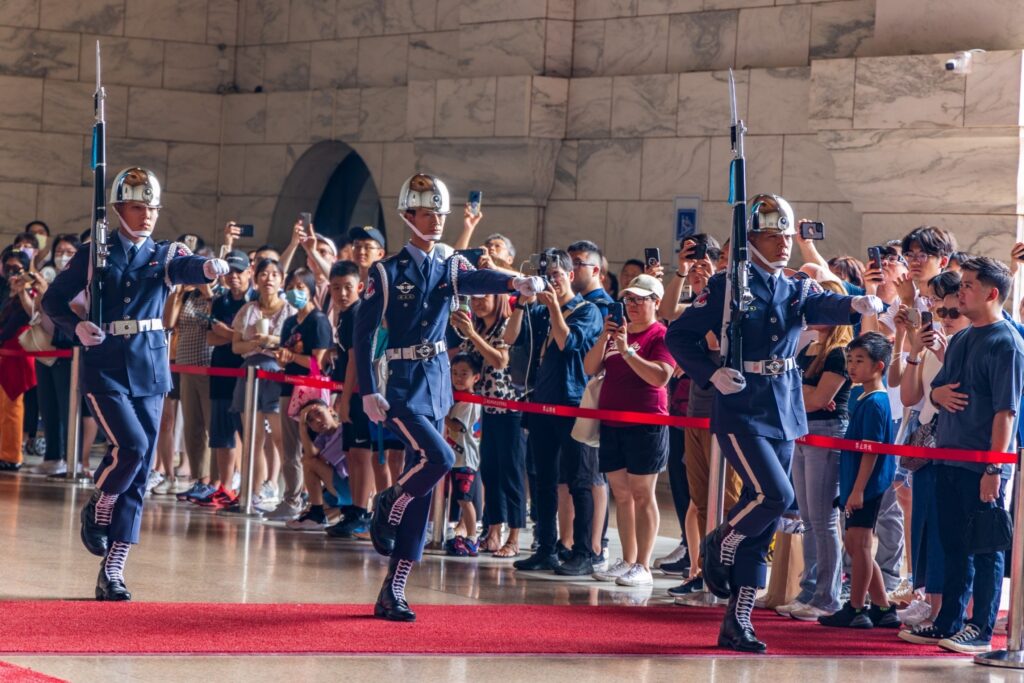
[626,347,638,358]
[985,464,1002,476]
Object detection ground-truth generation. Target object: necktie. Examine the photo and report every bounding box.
[128,245,138,263]
[767,273,776,294]
[422,255,432,283]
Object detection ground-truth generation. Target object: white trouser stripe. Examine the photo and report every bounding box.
[88,394,121,490]
[726,433,767,528]
[391,417,427,487]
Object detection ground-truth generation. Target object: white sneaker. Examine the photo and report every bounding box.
[145,470,165,493]
[774,599,808,617]
[616,563,654,587]
[171,477,193,494]
[592,548,610,572]
[286,516,327,530]
[263,502,302,521]
[897,599,933,627]
[28,460,66,476]
[790,604,834,622]
[653,543,688,569]
[888,578,916,606]
[152,477,175,495]
[258,480,278,503]
[231,471,241,491]
[593,558,631,582]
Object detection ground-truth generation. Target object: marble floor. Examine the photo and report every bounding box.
[0,472,1014,683]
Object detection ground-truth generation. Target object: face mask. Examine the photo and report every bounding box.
[20,247,36,261]
[34,235,47,251]
[399,212,442,242]
[112,206,152,239]
[284,288,309,309]
[55,254,72,271]
[747,241,789,272]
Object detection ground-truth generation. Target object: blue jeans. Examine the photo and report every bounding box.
[932,465,1006,641]
[792,418,846,612]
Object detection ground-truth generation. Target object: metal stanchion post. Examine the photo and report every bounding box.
[976,447,1024,668]
[237,366,260,516]
[428,478,449,550]
[63,347,87,481]
[678,434,726,607]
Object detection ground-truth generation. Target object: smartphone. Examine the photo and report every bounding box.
[530,252,549,279]
[468,190,483,217]
[644,247,661,268]
[609,301,625,326]
[799,221,825,240]
[457,295,472,314]
[921,311,933,329]
[906,308,922,328]
[299,212,312,235]
[690,242,708,260]
[867,246,884,272]
[455,248,485,268]
[237,223,255,238]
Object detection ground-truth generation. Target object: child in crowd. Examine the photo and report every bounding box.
[288,400,350,531]
[819,332,900,629]
[445,354,483,557]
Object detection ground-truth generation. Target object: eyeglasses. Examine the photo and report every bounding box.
[622,295,653,305]
[935,307,961,320]
[903,251,933,263]
[572,260,599,269]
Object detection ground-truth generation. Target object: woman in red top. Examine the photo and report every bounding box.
[583,274,675,587]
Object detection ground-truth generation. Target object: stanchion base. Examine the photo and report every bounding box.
[975,649,1024,668]
[674,591,724,607]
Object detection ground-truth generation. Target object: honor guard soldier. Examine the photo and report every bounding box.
[353,173,543,621]
[42,167,229,601]
[665,194,883,652]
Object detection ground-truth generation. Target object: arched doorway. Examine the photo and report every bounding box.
[269,141,384,249]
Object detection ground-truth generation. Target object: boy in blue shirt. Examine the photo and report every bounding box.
[819,332,900,629]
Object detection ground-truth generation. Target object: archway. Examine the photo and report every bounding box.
[269,141,385,249]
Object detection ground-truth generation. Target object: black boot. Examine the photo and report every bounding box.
[699,524,733,599]
[718,587,766,653]
[326,506,369,538]
[95,555,131,602]
[374,557,416,622]
[369,485,406,557]
[80,491,110,557]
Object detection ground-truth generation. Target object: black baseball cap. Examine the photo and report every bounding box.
[349,226,386,250]
[225,249,250,272]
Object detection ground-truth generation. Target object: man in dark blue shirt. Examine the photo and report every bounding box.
[568,240,614,317]
[901,257,1024,653]
[505,249,604,575]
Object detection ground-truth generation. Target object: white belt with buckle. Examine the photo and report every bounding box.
[743,358,797,376]
[385,340,447,361]
[105,318,164,336]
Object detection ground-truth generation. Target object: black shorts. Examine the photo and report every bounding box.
[843,493,885,530]
[451,467,476,502]
[343,394,373,451]
[598,424,669,475]
[557,439,602,489]
[167,371,181,400]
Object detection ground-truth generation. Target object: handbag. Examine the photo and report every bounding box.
[18,311,57,367]
[900,415,936,473]
[964,505,1013,555]
[286,354,332,421]
[571,373,604,447]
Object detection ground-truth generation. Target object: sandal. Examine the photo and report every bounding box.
[493,541,520,558]
[479,536,502,553]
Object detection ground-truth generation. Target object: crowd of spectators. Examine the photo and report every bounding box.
[3,207,1024,655]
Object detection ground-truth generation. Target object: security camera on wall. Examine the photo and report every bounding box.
[945,49,985,75]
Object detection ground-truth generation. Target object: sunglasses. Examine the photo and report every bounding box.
[935,307,960,320]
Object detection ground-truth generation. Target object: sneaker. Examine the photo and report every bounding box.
[231,471,241,491]
[285,515,328,531]
[616,563,654,587]
[898,624,951,645]
[175,480,201,501]
[897,599,933,627]
[28,460,66,476]
[258,480,278,504]
[654,543,688,569]
[774,599,809,617]
[185,483,217,504]
[146,470,165,493]
[554,551,594,576]
[555,541,573,563]
[593,558,631,582]
[463,537,479,557]
[868,603,901,628]
[659,557,691,577]
[667,575,704,597]
[263,502,302,521]
[170,477,192,494]
[592,548,609,572]
[0,461,22,472]
[446,536,470,557]
[839,578,852,603]
[937,624,991,654]
[152,476,175,495]
[197,487,236,509]
[887,578,916,607]
[818,601,874,629]
[790,604,835,622]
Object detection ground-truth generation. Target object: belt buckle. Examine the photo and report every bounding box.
[113,320,137,336]
[414,342,433,359]
[765,359,784,375]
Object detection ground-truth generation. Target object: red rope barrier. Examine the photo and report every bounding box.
[0,348,72,358]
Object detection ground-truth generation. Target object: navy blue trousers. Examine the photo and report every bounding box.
[386,414,455,562]
[86,392,163,545]
[717,433,795,588]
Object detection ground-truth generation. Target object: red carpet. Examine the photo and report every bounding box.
[0,601,996,657]
[0,661,64,682]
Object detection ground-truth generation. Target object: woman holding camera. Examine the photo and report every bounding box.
[584,274,675,587]
[0,247,41,470]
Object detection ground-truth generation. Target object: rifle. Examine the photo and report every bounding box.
[89,40,109,326]
[720,69,753,372]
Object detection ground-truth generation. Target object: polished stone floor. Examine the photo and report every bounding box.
[0,471,1013,682]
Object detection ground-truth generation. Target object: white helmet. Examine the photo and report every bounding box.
[397,173,450,215]
[748,194,794,235]
[110,167,162,208]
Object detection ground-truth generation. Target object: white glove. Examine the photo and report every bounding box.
[710,367,746,395]
[851,295,885,316]
[203,258,230,279]
[362,393,390,424]
[512,276,546,298]
[75,321,106,347]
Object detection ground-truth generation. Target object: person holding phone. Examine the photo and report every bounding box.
[583,275,675,587]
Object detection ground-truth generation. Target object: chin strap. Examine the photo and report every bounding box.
[111,206,152,239]
[399,212,441,242]
[747,241,787,272]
